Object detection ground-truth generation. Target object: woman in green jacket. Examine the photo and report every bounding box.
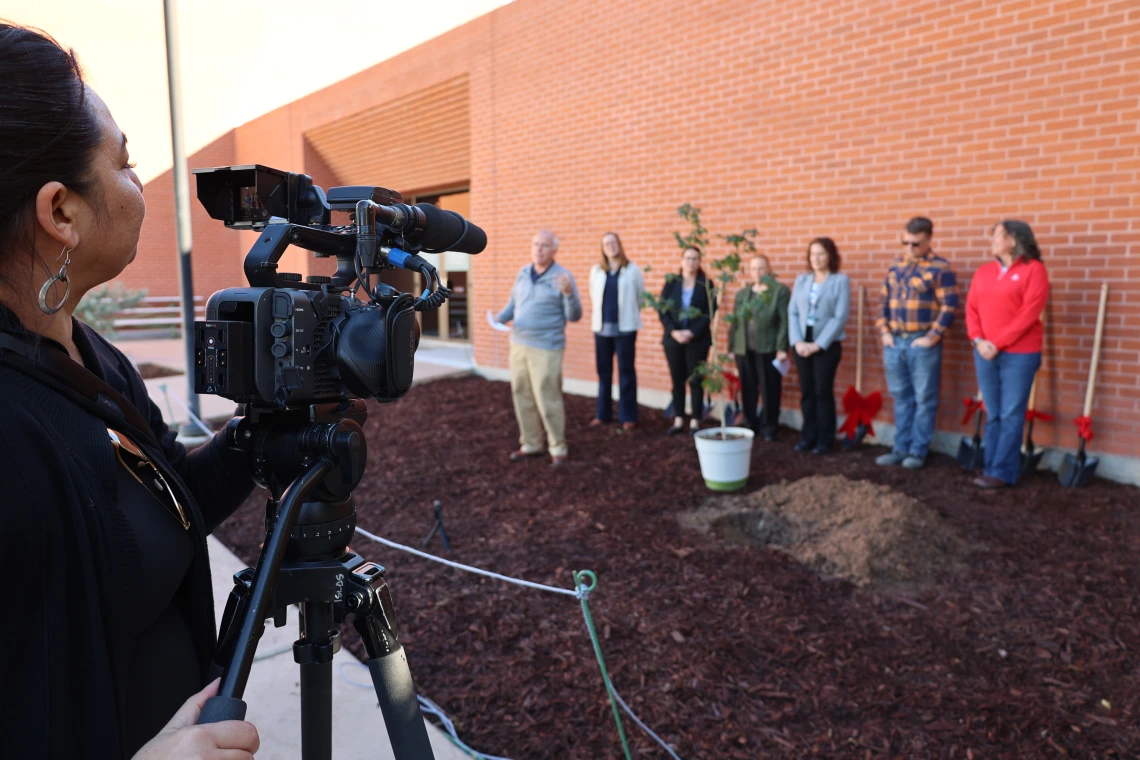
[729,254,790,441]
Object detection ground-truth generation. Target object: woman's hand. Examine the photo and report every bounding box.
[133,679,260,760]
[794,341,819,357]
[776,350,788,362]
[975,339,999,361]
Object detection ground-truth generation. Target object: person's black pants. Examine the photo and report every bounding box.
[664,340,710,418]
[595,332,638,423]
[734,350,783,434]
[793,328,842,448]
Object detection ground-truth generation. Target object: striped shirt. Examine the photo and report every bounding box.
[876,251,959,340]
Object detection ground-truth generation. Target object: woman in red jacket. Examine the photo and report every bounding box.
[965,220,1050,489]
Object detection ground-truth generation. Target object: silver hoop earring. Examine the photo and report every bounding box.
[38,245,72,315]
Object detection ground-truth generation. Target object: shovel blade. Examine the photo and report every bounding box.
[1058,452,1098,488]
[842,423,868,450]
[957,437,984,471]
[1020,447,1046,479]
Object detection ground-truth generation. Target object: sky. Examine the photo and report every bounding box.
[0,0,512,184]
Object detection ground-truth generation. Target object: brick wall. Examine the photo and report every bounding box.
[133,0,1140,459]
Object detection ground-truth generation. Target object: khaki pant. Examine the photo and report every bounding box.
[509,341,568,457]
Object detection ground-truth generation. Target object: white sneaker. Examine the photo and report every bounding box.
[902,455,926,469]
[875,451,906,466]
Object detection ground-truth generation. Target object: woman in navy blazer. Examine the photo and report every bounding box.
[659,246,716,435]
[788,237,850,454]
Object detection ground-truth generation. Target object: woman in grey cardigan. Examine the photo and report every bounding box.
[788,237,850,454]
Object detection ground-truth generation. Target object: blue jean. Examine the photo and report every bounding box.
[974,350,1041,484]
[883,336,943,459]
[595,332,638,423]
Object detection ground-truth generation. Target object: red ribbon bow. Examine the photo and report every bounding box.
[1024,409,1054,423]
[839,387,883,439]
[1074,415,1095,442]
[961,397,986,426]
[722,370,741,398]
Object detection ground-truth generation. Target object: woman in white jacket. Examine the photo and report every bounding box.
[589,232,645,430]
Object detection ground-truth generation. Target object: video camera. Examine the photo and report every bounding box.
[190,164,485,409]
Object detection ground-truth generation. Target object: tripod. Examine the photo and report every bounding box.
[198,399,436,760]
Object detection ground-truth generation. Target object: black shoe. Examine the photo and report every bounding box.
[761,428,776,442]
[794,441,813,453]
[812,444,831,455]
[667,423,685,436]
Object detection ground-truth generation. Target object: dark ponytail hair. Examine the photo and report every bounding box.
[0,23,102,269]
[997,220,1042,262]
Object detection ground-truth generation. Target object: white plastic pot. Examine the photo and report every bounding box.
[693,426,755,491]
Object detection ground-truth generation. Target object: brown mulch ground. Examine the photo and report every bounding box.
[136,361,183,380]
[212,375,1140,759]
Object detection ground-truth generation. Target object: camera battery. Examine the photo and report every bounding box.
[194,320,254,397]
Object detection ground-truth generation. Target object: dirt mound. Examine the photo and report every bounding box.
[680,474,969,589]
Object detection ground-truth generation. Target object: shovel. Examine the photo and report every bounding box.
[1059,283,1109,487]
[957,391,985,471]
[841,286,882,448]
[1019,376,1051,477]
[1019,313,1051,478]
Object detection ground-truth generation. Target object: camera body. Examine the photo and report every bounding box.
[195,285,418,407]
[188,164,485,409]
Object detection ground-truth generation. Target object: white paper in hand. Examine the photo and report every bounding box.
[486,310,511,332]
[773,357,791,377]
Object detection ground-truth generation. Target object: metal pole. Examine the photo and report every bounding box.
[163,0,200,419]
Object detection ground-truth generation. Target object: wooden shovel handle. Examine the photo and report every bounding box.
[1083,283,1109,417]
[1026,312,1047,412]
[855,285,865,393]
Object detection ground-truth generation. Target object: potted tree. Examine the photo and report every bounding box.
[644,204,758,491]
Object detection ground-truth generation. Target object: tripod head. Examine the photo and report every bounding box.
[226,400,368,560]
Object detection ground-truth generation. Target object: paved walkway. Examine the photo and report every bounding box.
[111,335,475,758]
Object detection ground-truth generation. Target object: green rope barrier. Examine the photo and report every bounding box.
[573,569,632,760]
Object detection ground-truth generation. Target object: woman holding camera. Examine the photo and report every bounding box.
[0,25,260,758]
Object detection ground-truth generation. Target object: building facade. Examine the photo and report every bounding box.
[128,0,1140,477]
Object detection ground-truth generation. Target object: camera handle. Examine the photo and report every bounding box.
[198,408,435,759]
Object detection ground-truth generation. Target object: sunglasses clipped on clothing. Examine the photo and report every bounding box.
[107,427,190,530]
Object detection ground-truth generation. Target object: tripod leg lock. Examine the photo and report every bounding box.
[346,563,402,660]
[294,632,339,665]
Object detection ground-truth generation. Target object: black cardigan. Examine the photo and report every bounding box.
[658,274,716,347]
[0,311,255,758]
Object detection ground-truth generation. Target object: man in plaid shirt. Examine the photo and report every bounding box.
[875,217,959,469]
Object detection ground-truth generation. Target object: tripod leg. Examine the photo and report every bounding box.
[298,601,337,760]
[351,574,435,759]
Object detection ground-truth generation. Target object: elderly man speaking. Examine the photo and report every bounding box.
[496,229,582,466]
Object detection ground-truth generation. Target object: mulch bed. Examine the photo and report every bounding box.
[136,361,184,380]
[212,375,1139,758]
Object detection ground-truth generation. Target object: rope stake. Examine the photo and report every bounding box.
[354,529,684,759]
[574,570,631,760]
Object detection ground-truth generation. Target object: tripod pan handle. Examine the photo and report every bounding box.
[198,695,248,724]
